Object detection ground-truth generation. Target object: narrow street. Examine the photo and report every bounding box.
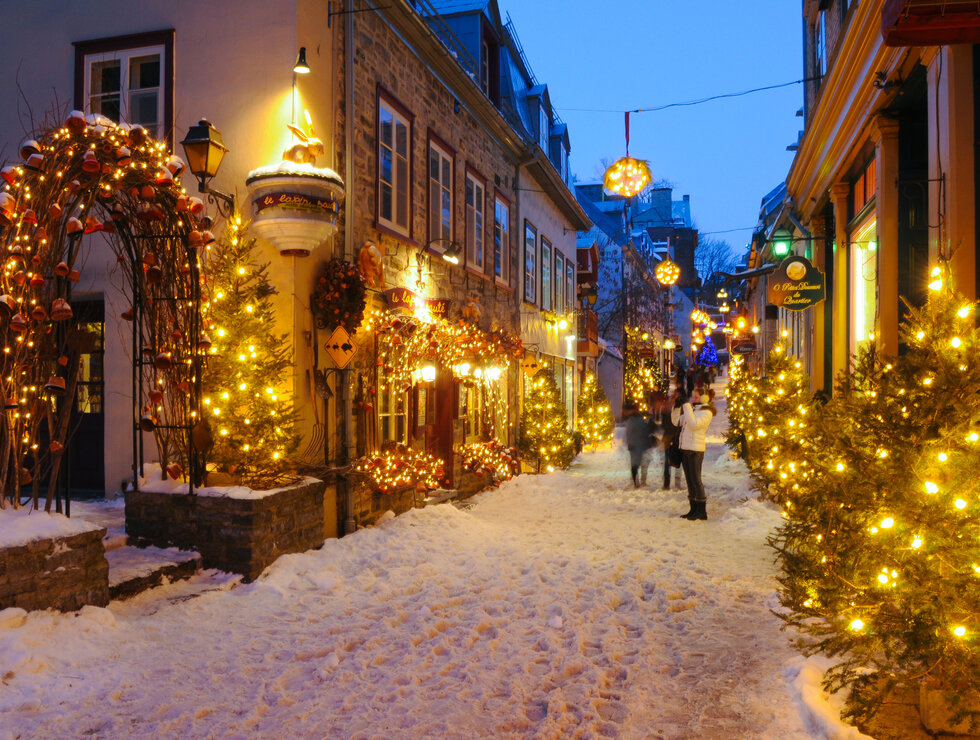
[0,389,860,739]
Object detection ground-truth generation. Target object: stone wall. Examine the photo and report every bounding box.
[0,527,109,612]
[125,478,326,581]
[348,480,419,529]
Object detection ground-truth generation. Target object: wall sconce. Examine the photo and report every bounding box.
[420,364,436,382]
[180,118,234,218]
[557,317,569,331]
[584,286,598,306]
[293,47,310,74]
[426,238,462,265]
[485,366,502,381]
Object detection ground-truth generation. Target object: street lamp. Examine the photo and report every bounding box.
[180,119,234,218]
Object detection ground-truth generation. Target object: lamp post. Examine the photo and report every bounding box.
[180,118,234,219]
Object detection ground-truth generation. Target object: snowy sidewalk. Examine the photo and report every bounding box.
[0,390,867,739]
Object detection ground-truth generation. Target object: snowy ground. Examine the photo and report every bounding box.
[0,387,872,739]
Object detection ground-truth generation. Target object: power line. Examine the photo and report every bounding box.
[559,76,820,115]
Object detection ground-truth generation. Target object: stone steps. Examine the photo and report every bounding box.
[107,545,202,601]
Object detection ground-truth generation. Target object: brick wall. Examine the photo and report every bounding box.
[0,527,109,612]
[125,478,326,581]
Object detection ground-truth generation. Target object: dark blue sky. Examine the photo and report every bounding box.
[502,1,804,250]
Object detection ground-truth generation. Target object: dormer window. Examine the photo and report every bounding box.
[539,104,549,151]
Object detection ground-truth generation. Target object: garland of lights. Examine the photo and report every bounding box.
[461,439,519,482]
[353,444,445,493]
[0,111,207,503]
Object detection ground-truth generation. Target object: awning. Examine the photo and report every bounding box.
[882,0,980,46]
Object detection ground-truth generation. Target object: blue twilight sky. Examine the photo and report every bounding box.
[500,1,804,252]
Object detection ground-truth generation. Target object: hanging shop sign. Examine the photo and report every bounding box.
[730,337,757,355]
[383,287,450,319]
[254,191,338,215]
[767,256,826,311]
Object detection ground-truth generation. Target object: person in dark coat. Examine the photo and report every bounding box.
[624,402,651,488]
[659,391,683,489]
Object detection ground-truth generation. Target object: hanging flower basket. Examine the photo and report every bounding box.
[313,258,366,334]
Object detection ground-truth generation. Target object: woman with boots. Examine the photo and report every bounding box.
[670,393,714,519]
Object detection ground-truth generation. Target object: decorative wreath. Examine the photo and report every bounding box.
[313,257,366,334]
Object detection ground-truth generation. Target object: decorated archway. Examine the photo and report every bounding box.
[0,111,211,510]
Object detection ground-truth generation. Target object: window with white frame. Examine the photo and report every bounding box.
[555,252,564,314]
[378,95,411,235]
[560,144,569,184]
[540,238,552,312]
[494,195,510,286]
[78,37,168,139]
[428,139,452,244]
[524,221,537,304]
[814,12,827,78]
[465,171,486,270]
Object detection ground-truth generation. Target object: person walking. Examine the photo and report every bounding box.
[671,394,714,520]
[637,395,663,486]
[624,402,651,488]
[660,391,683,490]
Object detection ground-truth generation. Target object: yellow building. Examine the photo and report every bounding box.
[756,0,979,392]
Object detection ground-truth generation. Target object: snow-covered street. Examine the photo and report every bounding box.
[0,393,867,739]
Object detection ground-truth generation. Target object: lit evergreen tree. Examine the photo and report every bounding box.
[519,367,577,472]
[771,266,980,728]
[576,372,614,449]
[201,216,298,487]
[742,340,815,503]
[696,335,718,366]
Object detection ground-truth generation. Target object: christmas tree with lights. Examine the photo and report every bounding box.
[696,335,719,367]
[519,367,577,472]
[743,340,815,503]
[576,372,614,449]
[771,265,980,728]
[201,216,298,487]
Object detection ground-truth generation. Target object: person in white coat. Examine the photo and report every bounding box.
[670,394,715,520]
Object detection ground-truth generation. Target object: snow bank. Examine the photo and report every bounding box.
[0,506,102,548]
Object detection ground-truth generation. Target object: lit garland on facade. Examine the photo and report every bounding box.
[461,439,519,482]
[353,444,445,493]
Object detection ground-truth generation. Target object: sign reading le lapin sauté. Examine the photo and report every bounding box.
[254,191,338,215]
[383,287,450,319]
[767,255,826,311]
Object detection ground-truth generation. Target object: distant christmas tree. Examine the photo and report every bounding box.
[201,216,298,487]
[771,266,980,727]
[576,372,614,449]
[519,367,577,472]
[697,335,718,366]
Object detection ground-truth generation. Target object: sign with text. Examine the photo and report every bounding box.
[731,337,758,355]
[767,256,826,311]
[254,191,338,215]
[382,287,450,319]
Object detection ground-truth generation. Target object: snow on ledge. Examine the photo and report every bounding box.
[0,506,102,549]
[245,160,343,186]
[135,464,319,501]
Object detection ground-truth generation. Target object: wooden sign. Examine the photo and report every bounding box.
[768,256,826,311]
